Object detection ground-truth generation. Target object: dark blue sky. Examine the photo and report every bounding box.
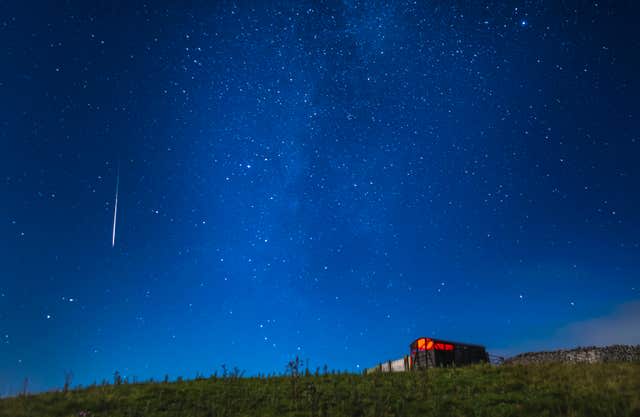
[1,1,639,394]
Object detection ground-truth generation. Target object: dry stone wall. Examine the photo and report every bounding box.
[505,344,640,365]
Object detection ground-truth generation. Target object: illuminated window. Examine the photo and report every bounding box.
[433,343,454,351]
[416,338,455,351]
[417,338,426,350]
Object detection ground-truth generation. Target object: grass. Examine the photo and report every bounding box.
[1,363,639,417]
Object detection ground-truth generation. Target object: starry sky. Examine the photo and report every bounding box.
[1,1,639,394]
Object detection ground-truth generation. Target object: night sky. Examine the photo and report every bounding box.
[1,1,639,394]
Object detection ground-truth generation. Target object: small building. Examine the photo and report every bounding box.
[410,337,489,369]
[366,337,489,374]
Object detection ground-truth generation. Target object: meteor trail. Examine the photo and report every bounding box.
[112,167,119,247]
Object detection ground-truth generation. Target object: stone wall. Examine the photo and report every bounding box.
[504,344,640,365]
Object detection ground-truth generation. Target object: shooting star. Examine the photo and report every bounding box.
[112,167,119,247]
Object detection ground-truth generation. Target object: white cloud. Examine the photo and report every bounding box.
[562,301,640,347]
[495,300,640,357]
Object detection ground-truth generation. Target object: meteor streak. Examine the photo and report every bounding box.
[112,167,119,247]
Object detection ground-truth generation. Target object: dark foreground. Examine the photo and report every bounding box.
[1,363,639,417]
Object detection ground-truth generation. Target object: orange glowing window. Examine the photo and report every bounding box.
[434,343,454,351]
[417,338,426,350]
[416,338,453,351]
[416,338,435,350]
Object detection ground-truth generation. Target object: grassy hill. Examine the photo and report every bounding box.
[1,363,639,417]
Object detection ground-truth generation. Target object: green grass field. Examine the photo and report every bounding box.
[1,363,639,417]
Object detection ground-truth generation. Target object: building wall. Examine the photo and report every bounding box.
[390,358,406,372]
[365,356,410,374]
[504,345,640,365]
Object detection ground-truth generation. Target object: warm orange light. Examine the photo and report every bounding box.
[434,342,454,351]
[416,338,455,351]
[417,338,426,350]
